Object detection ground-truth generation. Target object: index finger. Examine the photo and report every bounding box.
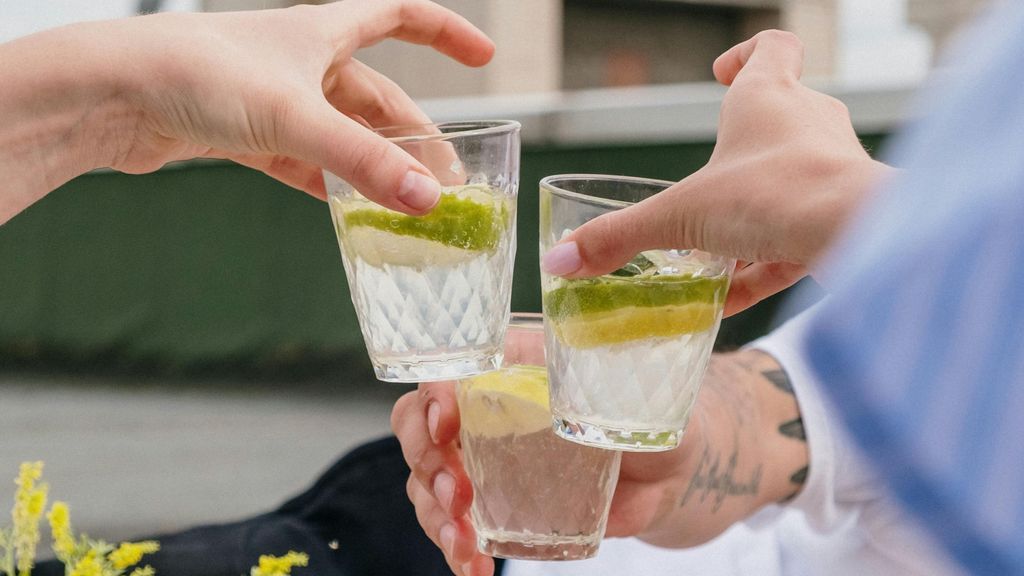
[712,29,804,86]
[331,0,495,67]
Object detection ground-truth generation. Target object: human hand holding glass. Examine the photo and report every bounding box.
[0,0,496,225]
[540,30,894,316]
[540,174,733,452]
[326,121,520,382]
[392,348,810,576]
[391,314,620,572]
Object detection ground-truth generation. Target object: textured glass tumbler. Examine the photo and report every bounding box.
[539,175,733,451]
[325,121,520,382]
[457,313,621,561]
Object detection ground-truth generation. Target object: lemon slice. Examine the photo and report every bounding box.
[338,183,510,251]
[459,365,551,438]
[544,274,729,348]
[551,303,718,348]
[341,226,483,268]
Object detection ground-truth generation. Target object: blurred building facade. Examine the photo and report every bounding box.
[200,0,990,98]
[1,1,990,95]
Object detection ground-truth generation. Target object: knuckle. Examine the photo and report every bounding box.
[406,474,418,502]
[345,138,392,182]
[283,2,316,20]
[828,96,851,118]
[390,392,415,433]
[590,212,621,250]
[758,29,803,50]
[264,93,299,147]
[576,214,625,267]
[407,439,432,472]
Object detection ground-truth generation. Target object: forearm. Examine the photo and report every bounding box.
[0,22,141,224]
[637,349,808,548]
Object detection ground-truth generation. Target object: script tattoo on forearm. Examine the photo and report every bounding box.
[764,365,809,502]
[680,447,763,513]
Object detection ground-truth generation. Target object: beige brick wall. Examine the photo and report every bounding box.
[353,0,561,98]
[781,0,837,78]
[198,0,994,97]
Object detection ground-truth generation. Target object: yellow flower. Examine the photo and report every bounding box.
[108,541,160,570]
[12,461,48,576]
[47,502,77,561]
[68,550,103,576]
[129,566,155,576]
[1,527,13,576]
[251,551,309,576]
[14,463,42,489]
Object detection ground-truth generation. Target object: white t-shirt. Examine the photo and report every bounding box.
[505,308,963,576]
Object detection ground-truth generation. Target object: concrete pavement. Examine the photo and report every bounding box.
[0,374,406,545]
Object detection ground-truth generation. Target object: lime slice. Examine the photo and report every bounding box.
[544,274,729,348]
[459,365,551,437]
[340,184,510,252]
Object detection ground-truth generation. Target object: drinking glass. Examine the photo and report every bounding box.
[324,121,520,382]
[457,313,621,560]
[539,174,733,451]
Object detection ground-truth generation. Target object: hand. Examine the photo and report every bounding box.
[0,0,494,224]
[391,381,490,576]
[391,350,809,575]
[540,30,893,316]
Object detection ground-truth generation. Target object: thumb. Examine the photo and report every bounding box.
[283,98,441,215]
[541,180,700,278]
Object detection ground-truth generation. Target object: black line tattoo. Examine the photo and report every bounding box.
[790,466,808,485]
[762,368,793,395]
[680,447,763,513]
[778,417,806,441]
[778,466,809,503]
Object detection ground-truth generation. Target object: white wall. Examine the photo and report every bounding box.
[0,0,198,44]
[836,0,932,87]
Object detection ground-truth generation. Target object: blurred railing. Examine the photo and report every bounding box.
[419,80,916,144]
[0,82,910,380]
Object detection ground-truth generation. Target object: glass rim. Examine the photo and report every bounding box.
[539,173,676,209]
[374,120,521,144]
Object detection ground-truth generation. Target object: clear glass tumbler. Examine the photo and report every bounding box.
[539,174,733,451]
[324,121,520,382]
[457,313,621,560]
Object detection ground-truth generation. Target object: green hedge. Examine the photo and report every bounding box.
[0,137,881,380]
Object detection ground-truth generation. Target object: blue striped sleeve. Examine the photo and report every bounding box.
[802,2,1024,574]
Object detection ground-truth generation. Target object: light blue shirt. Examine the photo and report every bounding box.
[804,1,1024,574]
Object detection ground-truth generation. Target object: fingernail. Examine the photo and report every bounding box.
[427,401,441,444]
[541,241,582,275]
[461,561,475,576]
[440,523,456,558]
[398,171,440,212]
[433,472,456,513]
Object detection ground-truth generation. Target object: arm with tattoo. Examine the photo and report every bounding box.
[394,346,813,574]
[618,349,809,549]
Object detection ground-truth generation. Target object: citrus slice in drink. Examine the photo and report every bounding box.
[459,365,551,438]
[334,184,511,268]
[544,274,729,348]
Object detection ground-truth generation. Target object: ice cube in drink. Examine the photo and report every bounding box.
[329,183,516,382]
[543,253,730,451]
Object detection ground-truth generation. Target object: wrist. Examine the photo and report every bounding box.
[0,21,142,223]
[634,349,807,549]
[745,349,810,510]
[805,156,896,266]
